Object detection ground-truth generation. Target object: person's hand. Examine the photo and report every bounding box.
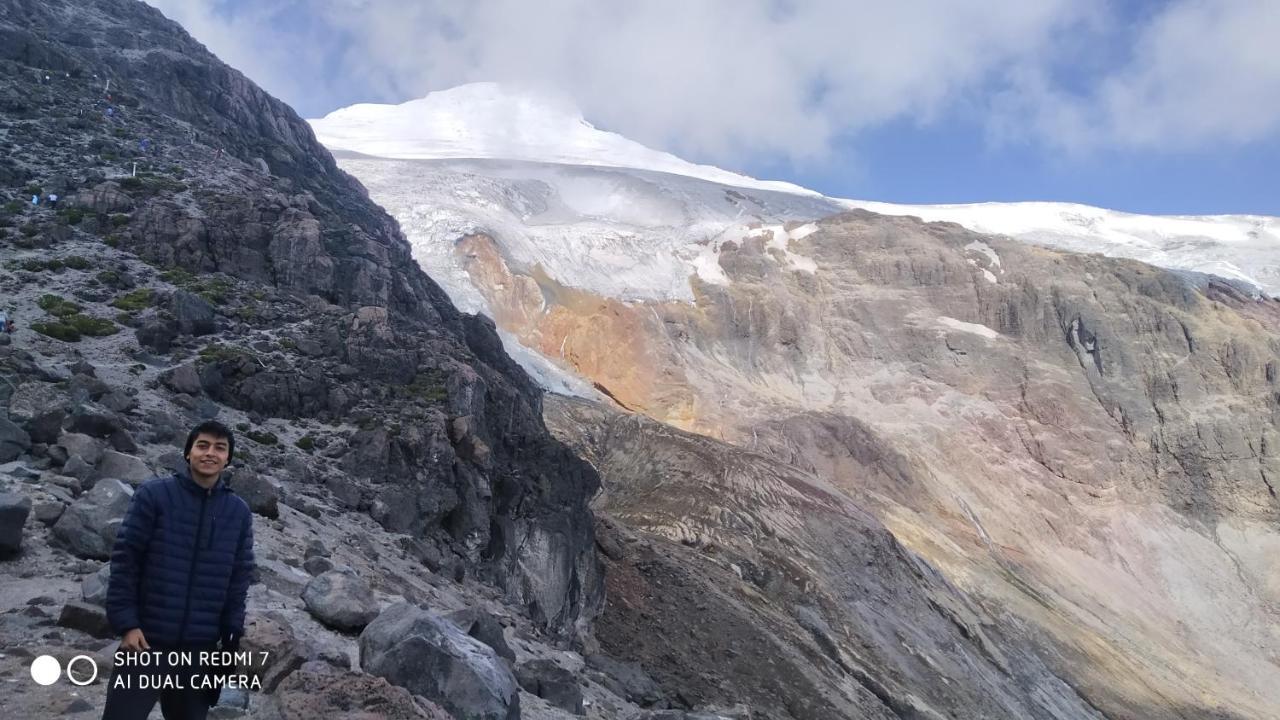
[120,628,149,651]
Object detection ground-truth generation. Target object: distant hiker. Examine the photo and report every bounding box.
[48,193,59,208]
[0,310,12,334]
[31,194,38,206]
[106,106,114,118]
[139,138,151,153]
[214,147,222,161]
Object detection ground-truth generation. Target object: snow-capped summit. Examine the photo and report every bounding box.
[310,83,1279,297]
[309,82,816,196]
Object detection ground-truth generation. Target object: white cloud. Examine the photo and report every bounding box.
[144,0,1280,166]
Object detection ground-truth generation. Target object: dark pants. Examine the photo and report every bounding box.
[101,646,214,720]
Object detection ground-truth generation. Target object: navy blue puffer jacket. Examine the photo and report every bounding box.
[106,471,254,648]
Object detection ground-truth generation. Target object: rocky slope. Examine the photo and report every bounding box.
[0,0,653,717]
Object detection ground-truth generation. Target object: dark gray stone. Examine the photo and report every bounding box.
[360,602,520,720]
[58,600,113,638]
[171,291,217,336]
[0,418,33,462]
[516,659,584,715]
[302,556,333,576]
[0,492,33,556]
[34,500,66,526]
[228,468,278,518]
[162,362,203,395]
[51,479,134,559]
[58,433,103,465]
[92,450,153,485]
[447,608,516,663]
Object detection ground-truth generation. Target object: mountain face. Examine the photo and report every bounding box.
[316,89,1280,719]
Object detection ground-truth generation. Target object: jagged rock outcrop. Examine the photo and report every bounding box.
[0,0,601,639]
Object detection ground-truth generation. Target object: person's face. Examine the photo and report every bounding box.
[187,433,230,480]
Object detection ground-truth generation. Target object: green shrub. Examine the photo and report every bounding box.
[66,314,118,336]
[38,294,81,317]
[235,423,250,432]
[294,435,315,451]
[109,213,130,227]
[22,184,42,197]
[3,200,22,215]
[61,208,84,225]
[31,321,79,341]
[109,288,154,311]
[161,268,195,285]
[62,255,91,270]
[114,312,135,325]
[245,429,278,446]
[21,259,47,272]
[103,235,120,248]
[20,224,38,237]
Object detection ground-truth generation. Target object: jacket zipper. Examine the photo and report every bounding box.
[175,487,211,647]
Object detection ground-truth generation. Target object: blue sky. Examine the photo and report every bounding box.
[150,0,1279,216]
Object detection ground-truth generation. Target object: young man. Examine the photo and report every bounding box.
[102,420,255,720]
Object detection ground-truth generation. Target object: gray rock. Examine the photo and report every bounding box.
[6,382,69,424]
[63,455,94,483]
[228,469,278,518]
[100,390,137,414]
[447,608,516,663]
[0,417,33,462]
[82,564,110,605]
[71,181,134,213]
[25,408,65,445]
[171,291,217,336]
[58,433,103,465]
[51,478,134,560]
[585,654,664,707]
[67,403,125,439]
[135,316,178,354]
[162,362,204,395]
[516,659,584,715]
[57,600,113,638]
[242,613,306,693]
[0,492,33,556]
[34,500,65,526]
[302,556,333,576]
[302,569,379,631]
[360,602,520,720]
[92,450,153,485]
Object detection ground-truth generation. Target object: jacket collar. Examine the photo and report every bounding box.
[175,467,228,496]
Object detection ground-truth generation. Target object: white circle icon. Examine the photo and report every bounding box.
[66,655,98,686]
[30,655,61,686]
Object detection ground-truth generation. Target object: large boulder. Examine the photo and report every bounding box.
[242,613,306,693]
[58,600,113,638]
[254,662,452,720]
[446,608,515,663]
[0,492,33,557]
[57,433,104,465]
[161,362,203,395]
[51,478,134,559]
[515,659,584,715]
[301,569,378,631]
[228,468,279,518]
[92,450,153,485]
[0,418,32,462]
[71,181,134,213]
[170,290,217,336]
[360,602,520,720]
